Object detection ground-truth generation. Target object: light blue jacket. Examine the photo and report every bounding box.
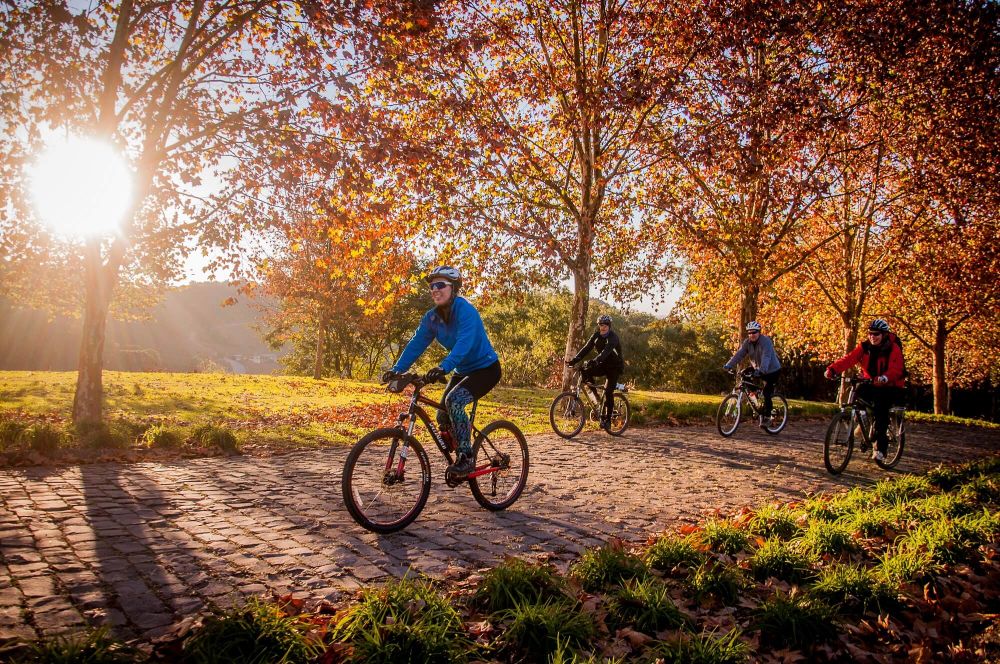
[724,334,782,374]
[392,297,499,375]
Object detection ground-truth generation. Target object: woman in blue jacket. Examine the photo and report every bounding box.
[387,266,501,478]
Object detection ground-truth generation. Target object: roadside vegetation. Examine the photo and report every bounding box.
[0,371,837,465]
[7,457,1000,662]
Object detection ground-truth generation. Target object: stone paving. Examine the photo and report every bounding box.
[1,419,997,643]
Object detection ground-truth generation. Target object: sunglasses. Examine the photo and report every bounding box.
[868,331,884,337]
[429,281,451,291]
[747,330,760,335]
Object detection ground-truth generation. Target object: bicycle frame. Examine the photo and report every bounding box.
[730,369,765,417]
[391,376,499,482]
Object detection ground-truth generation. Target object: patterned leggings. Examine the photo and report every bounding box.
[437,386,475,455]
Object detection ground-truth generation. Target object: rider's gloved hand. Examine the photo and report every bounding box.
[581,360,592,372]
[723,365,734,374]
[380,370,396,383]
[876,375,888,384]
[565,358,576,367]
[824,368,835,380]
[424,366,446,383]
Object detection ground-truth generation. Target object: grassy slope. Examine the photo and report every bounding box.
[1,370,837,449]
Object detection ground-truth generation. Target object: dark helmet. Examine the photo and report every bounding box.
[597,314,612,326]
[425,265,462,291]
[746,320,762,332]
[868,318,890,333]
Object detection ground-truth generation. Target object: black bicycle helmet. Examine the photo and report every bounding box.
[597,314,612,326]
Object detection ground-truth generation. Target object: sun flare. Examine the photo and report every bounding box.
[28,135,133,238]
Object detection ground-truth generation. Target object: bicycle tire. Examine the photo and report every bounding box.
[606,392,630,436]
[876,410,906,470]
[824,412,854,475]
[469,420,529,511]
[763,395,789,435]
[342,428,431,534]
[716,394,741,437]
[549,391,585,439]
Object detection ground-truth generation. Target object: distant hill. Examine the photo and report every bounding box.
[0,282,282,374]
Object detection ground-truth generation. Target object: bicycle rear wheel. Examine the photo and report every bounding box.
[824,412,854,475]
[342,428,431,533]
[876,408,906,470]
[763,395,789,435]
[606,392,630,436]
[550,392,585,439]
[716,394,741,437]
[470,420,529,511]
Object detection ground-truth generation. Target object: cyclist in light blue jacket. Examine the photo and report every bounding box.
[386,266,501,478]
[723,320,782,428]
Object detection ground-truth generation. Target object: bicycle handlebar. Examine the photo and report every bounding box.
[381,371,447,393]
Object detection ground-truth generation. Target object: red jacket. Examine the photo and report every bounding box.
[828,333,905,388]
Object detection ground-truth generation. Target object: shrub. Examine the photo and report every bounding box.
[21,424,63,455]
[142,424,183,450]
[752,591,839,650]
[332,578,470,663]
[746,504,803,541]
[687,562,745,605]
[699,519,749,556]
[795,521,856,558]
[646,534,706,574]
[10,626,142,663]
[181,598,321,664]
[192,424,240,453]
[473,558,568,612]
[606,577,687,634]
[810,563,898,614]
[873,476,934,505]
[570,541,648,592]
[76,421,131,449]
[748,538,815,584]
[0,417,27,451]
[645,628,749,664]
[498,599,595,663]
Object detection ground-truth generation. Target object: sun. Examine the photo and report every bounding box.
[28,135,134,238]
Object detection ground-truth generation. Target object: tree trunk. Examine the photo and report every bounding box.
[739,284,760,338]
[562,264,591,390]
[72,241,115,425]
[313,313,326,380]
[933,317,948,414]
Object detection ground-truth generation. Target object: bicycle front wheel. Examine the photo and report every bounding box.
[876,409,906,470]
[824,412,854,475]
[342,428,431,533]
[763,395,789,435]
[716,394,741,437]
[606,392,630,436]
[470,420,529,511]
[550,392,585,439]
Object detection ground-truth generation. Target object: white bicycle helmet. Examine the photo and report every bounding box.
[424,265,462,290]
[746,320,762,332]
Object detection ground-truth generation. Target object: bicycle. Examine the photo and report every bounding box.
[549,368,630,439]
[716,367,789,437]
[341,372,529,533]
[823,376,905,475]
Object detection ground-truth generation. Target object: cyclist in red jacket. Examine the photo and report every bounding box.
[824,318,905,463]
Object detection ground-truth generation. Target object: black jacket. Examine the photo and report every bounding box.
[571,329,624,371]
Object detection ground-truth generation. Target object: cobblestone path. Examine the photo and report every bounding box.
[1,420,997,643]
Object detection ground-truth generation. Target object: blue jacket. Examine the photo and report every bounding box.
[724,334,782,374]
[392,297,499,375]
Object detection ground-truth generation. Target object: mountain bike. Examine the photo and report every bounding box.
[341,372,529,534]
[824,376,905,475]
[549,368,630,439]
[716,367,789,437]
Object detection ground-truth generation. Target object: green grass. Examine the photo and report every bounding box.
[0,371,848,455]
[747,538,816,583]
[745,503,803,541]
[810,563,898,614]
[605,577,688,633]
[8,626,143,663]
[646,533,706,573]
[472,557,569,612]
[497,599,596,663]
[570,541,649,592]
[331,577,471,663]
[752,591,839,650]
[645,628,750,664]
[699,519,749,555]
[181,597,322,664]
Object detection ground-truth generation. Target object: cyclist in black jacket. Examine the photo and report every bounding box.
[566,314,625,430]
